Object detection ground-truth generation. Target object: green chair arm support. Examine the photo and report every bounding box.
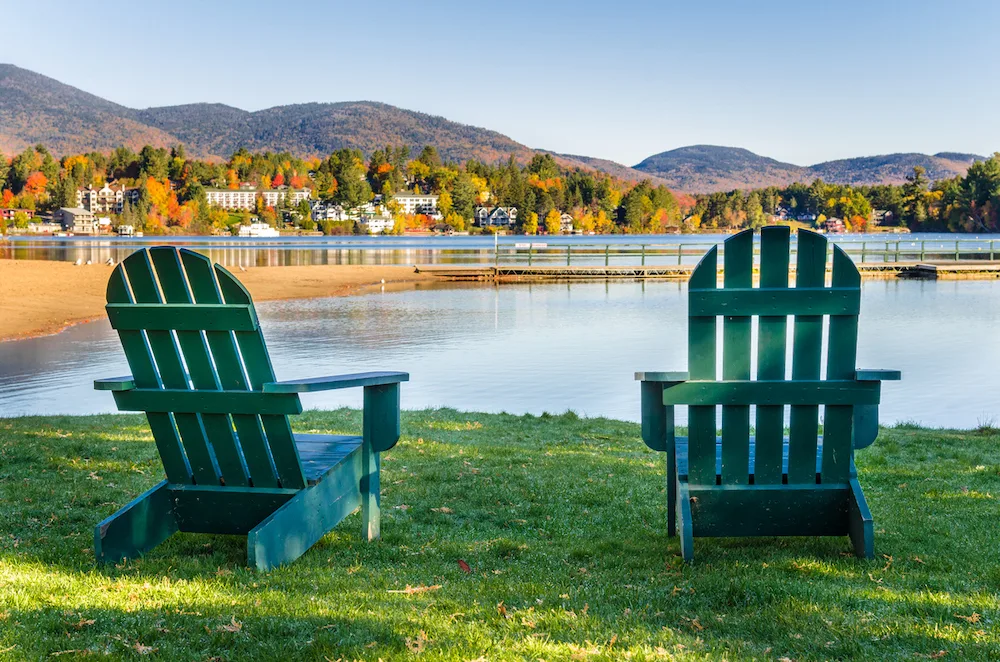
[853,369,900,449]
[94,376,136,392]
[262,371,409,393]
[637,372,686,452]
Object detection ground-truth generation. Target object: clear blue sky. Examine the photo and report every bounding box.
[4,0,998,166]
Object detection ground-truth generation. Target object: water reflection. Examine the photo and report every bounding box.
[0,280,996,429]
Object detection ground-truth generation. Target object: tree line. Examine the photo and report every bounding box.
[1,142,997,235]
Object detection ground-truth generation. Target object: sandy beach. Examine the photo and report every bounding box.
[0,260,437,342]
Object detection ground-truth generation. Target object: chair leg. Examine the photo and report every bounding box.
[362,443,381,542]
[848,477,874,559]
[677,480,694,562]
[248,458,362,571]
[94,480,178,565]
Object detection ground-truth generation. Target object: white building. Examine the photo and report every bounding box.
[76,182,133,214]
[56,207,98,234]
[360,214,395,234]
[206,186,311,211]
[560,213,574,233]
[393,193,439,218]
[238,222,280,237]
[474,206,518,227]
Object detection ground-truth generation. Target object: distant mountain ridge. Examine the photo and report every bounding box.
[0,64,991,193]
[633,145,988,192]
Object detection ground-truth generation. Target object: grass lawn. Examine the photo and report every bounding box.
[0,410,998,660]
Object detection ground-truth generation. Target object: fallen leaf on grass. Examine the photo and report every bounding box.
[87,472,102,481]
[497,602,509,619]
[914,651,948,659]
[387,585,442,595]
[73,618,96,630]
[49,650,87,657]
[218,616,242,632]
[394,504,411,511]
[954,612,980,623]
[133,642,157,655]
[432,507,454,514]
[405,631,429,653]
[457,559,471,573]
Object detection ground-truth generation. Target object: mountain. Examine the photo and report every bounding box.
[633,146,807,192]
[0,64,534,163]
[633,145,989,192]
[0,64,991,193]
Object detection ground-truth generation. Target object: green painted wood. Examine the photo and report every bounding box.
[847,477,874,559]
[179,250,279,489]
[754,226,789,485]
[216,264,306,490]
[687,246,718,486]
[686,483,850,537]
[640,381,671,452]
[662,380,880,406]
[634,371,689,383]
[362,439,381,541]
[721,229,752,485]
[105,303,258,331]
[94,376,135,391]
[264,372,410,393]
[150,248,250,488]
[688,287,860,317]
[248,448,363,571]
[94,480,178,564]
[122,250,220,486]
[112,389,303,416]
[856,369,902,381]
[170,486,300,535]
[106,261,192,484]
[852,404,880,449]
[363,383,402,452]
[677,481,694,562]
[787,230,826,484]
[822,246,861,484]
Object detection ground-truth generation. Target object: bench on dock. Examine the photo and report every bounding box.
[636,227,900,562]
[93,247,408,570]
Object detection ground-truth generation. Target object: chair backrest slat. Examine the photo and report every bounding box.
[215,264,307,489]
[687,246,719,485]
[720,230,753,485]
[787,231,826,484]
[121,250,220,486]
[107,267,192,484]
[179,250,282,489]
[753,226,790,484]
[821,246,862,483]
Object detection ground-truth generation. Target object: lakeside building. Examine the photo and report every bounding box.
[55,207,99,234]
[25,222,63,234]
[238,222,280,237]
[360,214,394,234]
[393,193,440,218]
[474,206,518,227]
[205,186,311,211]
[76,182,136,214]
[560,213,574,233]
[822,217,846,234]
[0,208,35,222]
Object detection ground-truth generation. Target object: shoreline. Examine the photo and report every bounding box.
[0,260,437,343]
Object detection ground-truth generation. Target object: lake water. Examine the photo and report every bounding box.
[1,279,997,429]
[5,233,1000,267]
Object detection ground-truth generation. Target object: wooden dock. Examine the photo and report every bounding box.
[416,261,1000,282]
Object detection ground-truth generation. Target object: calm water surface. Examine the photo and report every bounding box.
[1,280,997,428]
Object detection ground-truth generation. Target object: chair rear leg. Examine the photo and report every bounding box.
[848,478,874,559]
[677,481,694,562]
[95,480,178,565]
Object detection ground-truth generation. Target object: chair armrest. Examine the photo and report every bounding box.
[635,371,689,383]
[262,371,409,393]
[856,369,901,381]
[94,376,136,391]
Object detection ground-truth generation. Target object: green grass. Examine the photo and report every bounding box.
[0,410,998,660]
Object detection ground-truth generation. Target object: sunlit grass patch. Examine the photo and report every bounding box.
[0,412,997,659]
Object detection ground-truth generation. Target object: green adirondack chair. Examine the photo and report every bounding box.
[636,227,899,562]
[93,247,408,571]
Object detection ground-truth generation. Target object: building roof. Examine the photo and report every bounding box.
[60,207,93,216]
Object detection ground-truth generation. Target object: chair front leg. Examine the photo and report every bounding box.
[641,381,676,536]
